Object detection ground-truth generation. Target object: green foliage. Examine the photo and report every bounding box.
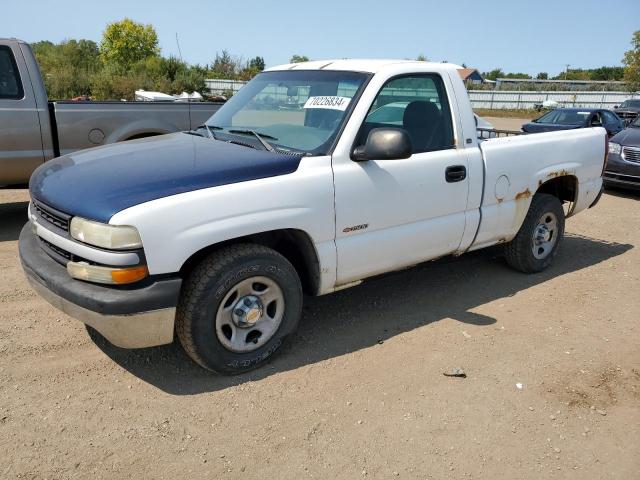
[100,18,160,72]
[502,72,532,79]
[210,50,239,79]
[623,30,640,91]
[32,39,100,99]
[536,72,548,80]
[482,68,504,81]
[416,54,427,62]
[290,55,309,63]
[248,56,265,71]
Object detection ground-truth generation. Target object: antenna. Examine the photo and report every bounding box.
[175,33,183,62]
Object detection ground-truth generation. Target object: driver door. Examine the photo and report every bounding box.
[332,74,470,284]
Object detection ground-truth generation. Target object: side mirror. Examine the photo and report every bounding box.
[352,128,412,162]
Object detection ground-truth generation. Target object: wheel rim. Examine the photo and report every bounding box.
[531,211,558,260]
[215,276,285,353]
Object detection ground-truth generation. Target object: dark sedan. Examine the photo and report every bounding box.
[604,116,640,190]
[522,108,624,137]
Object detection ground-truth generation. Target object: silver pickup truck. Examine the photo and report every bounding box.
[0,38,223,186]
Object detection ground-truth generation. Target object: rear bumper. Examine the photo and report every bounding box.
[19,223,182,348]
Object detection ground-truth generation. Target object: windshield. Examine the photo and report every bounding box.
[621,100,640,109]
[632,116,640,127]
[205,70,370,155]
[535,109,590,125]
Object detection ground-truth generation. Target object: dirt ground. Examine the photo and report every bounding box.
[483,116,534,131]
[1,160,639,479]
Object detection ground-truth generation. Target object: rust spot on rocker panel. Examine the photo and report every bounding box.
[515,188,532,200]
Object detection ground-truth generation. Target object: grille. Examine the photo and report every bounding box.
[33,200,71,232]
[39,238,92,266]
[40,238,72,262]
[616,111,638,119]
[623,146,640,164]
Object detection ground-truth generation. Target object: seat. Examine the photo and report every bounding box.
[402,101,444,152]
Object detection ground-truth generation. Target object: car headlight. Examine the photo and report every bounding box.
[70,217,143,250]
[608,142,622,155]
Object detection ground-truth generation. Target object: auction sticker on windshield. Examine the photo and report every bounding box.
[304,96,351,111]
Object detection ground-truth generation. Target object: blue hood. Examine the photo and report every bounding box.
[611,126,640,146]
[30,133,302,222]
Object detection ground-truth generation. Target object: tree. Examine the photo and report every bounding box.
[249,56,265,71]
[536,72,548,80]
[590,66,624,81]
[290,55,309,63]
[210,50,241,79]
[32,39,100,99]
[416,54,427,62]
[100,18,160,71]
[482,68,504,81]
[623,30,640,91]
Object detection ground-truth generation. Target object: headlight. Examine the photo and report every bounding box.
[608,142,622,155]
[70,217,143,250]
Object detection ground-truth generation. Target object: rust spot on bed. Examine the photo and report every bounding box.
[515,188,532,200]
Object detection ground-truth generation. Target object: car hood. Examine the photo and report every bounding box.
[611,127,640,146]
[522,122,583,133]
[30,132,302,223]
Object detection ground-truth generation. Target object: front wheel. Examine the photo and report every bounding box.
[504,193,565,273]
[176,244,303,374]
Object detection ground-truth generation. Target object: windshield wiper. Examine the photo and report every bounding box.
[228,129,278,152]
[197,124,223,139]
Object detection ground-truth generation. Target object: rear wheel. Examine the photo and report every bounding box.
[176,244,302,374]
[504,193,565,273]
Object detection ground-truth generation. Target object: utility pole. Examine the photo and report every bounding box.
[564,64,570,81]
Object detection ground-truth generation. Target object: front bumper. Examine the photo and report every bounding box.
[604,152,640,190]
[19,224,182,348]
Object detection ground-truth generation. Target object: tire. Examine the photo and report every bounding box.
[504,193,565,273]
[176,244,302,374]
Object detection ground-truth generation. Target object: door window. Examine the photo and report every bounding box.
[602,110,620,128]
[358,74,454,154]
[0,46,23,99]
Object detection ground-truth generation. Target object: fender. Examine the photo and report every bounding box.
[106,118,177,144]
[110,156,338,294]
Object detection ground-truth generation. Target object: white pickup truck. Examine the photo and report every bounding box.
[20,59,607,374]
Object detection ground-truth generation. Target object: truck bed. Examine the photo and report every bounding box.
[470,127,606,250]
[52,101,223,156]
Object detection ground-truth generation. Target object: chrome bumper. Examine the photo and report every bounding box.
[19,223,181,349]
[26,275,176,348]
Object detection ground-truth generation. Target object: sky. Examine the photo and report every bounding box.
[2,0,639,77]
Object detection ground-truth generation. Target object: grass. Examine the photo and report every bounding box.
[473,108,540,119]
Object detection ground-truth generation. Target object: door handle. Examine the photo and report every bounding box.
[445,165,467,183]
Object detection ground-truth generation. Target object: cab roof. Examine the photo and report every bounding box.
[265,59,461,74]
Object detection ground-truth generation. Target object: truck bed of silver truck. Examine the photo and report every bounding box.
[0,38,223,186]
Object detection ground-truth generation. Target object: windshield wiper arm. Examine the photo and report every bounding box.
[228,129,278,151]
[197,124,224,140]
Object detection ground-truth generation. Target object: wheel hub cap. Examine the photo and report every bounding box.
[531,211,558,260]
[535,225,551,244]
[215,276,285,353]
[232,295,263,328]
